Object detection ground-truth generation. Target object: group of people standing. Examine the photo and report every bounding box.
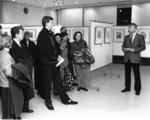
[0,15,145,120]
[0,15,94,119]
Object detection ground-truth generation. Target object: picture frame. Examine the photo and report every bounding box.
[94,26,104,45]
[24,29,36,42]
[66,29,71,39]
[72,29,84,39]
[114,29,125,42]
[2,28,11,36]
[137,29,150,43]
[104,27,112,44]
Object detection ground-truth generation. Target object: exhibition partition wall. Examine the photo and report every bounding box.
[90,21,113,71]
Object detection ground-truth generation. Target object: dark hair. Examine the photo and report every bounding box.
[60,32,68,38]
[0,25,2,29]
[11,26,24,39]
[73,31,83,40]
[60,26,67,33]
[129,23,137,29]
[54,33,61,38]
[42,16,53,27]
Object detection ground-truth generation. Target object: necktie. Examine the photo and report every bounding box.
[129,34,133,46]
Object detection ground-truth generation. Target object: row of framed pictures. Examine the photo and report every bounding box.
[2,28,37,42]
[94,27,112,45]
[114,28,150,43]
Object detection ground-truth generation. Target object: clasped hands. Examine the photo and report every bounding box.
[122,47,135,52]
[73,51,83,56]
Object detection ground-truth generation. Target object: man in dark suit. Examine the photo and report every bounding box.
[10,26,34,113]
[21,31,36,78]
[36,16,78,110]
[121,23,146,95]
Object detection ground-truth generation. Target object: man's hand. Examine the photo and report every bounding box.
[57,55,62,62]
[128,48,135,52]
[122,47,135,52]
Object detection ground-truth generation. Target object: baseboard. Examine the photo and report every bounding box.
[113,56,150,66]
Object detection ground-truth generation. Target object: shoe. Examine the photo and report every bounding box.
[80,87,88,91]
[22,109,34,113]
[78,87,88,91]
[13,116,21,119]
[135,91,140,95]
[63,100,78,105]
[77,87,81,91]
[121,88,130,92]
[45,102,54,110]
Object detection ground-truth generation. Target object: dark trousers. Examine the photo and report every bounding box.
[124,61,141,92]
[1,88,14,119]
[43,64,70,104]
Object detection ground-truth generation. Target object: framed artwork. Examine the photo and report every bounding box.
[114,29,125,42]
[95,26,104,45]
[24,29,36,42]
[67,29,71,39]
[137,29,150,43]
[2,28,11,35]
[104,27,112,44]
[72,29,84,39]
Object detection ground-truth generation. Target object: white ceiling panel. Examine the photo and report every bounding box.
[0,0,150,8]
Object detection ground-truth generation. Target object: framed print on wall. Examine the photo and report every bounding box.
[137,29,150,43]
[114,29,125,42]
[66,29,71,39]
[104,27,112,44]
[24,29,36,42]
[95,26,104,45]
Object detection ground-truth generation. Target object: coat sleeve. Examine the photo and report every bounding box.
[37,32,58,61]
[122,36,127,53]
[134,35,146,53]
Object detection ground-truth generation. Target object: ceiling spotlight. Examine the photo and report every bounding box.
[75,1,78,4]
[12,0,16,2]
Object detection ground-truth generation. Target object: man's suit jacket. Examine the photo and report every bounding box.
[36,28,59,71]
[10,41,30,63]
[122,33,146,63]
[10,41,34,100]
[21,38,36,61]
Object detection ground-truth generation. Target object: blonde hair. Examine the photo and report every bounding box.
[0,34,12,49]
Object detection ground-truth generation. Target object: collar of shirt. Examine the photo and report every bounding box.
[13,39,21,47]
[130,32,137,42]
[3,48,10,52]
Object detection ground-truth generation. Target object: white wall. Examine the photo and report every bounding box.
[90,21,113,71]
[58,8,83,27]
[132,3,150,26]
[84,6,117,26]
[1,2,57,26]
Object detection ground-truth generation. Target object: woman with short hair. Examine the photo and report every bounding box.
[0,34,23,119]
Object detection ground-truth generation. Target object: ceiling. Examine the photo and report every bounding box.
[0,0,150,8]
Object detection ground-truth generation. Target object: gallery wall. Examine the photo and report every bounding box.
[90,21,113,71]
[132,3,150,26]
[0,1,57,26]
[113,26,150,58]
[84,6,117,26]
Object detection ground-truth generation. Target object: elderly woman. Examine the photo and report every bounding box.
[0,34,23,119]
[71,31,91,92]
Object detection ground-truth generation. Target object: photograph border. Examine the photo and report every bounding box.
[24,29,36,42]
[137,29,150,43]
[94,26,105,45]
[104,27,112,44]
[114,29,125,43]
